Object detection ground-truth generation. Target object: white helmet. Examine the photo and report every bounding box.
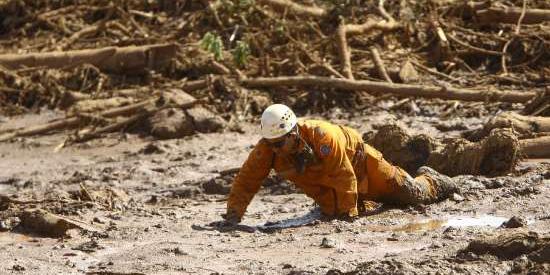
[260,104,297,139]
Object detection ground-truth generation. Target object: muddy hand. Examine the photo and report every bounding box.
[221,209,241,226]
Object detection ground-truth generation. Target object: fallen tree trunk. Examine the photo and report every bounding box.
[0,44,178,74]
[241,76,536,103]
[476,7,550,24]
[520,136,550,158]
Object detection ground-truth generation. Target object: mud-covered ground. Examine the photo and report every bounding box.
[1,100,549,275]
[1,0,549,274]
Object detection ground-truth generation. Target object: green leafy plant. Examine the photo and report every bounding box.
[232,40,251,67]
[200,32,224,61]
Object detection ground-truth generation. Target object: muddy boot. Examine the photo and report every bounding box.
[417,166,458,200]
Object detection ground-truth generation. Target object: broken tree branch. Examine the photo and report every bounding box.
[408,60,461,82]
[344,19,401,35]
[370,47,392,83]
[258,0,327,18]
[378,0,396,23]
[447,34,503,56]
[337,21,353,79]
[337,18,401,79]
[241,76,536,103]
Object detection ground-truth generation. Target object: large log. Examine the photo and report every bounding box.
[476,7,550,24]
[241,76,535,103]
[520,136,550,158]
[0,44,178,74]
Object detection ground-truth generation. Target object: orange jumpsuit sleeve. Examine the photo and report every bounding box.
[226,141,273,219]
[314,128,359,217]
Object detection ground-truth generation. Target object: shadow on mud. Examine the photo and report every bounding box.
[191,209,323,234]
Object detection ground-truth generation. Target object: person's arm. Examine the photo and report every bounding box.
[226,141,273,221]
[315,128,359,217]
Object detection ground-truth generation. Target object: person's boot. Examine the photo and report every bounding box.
[417,166,458,200]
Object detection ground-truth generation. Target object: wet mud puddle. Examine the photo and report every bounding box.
[257,213,521,233]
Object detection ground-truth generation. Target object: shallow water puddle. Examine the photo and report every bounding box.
[257,212,513,233]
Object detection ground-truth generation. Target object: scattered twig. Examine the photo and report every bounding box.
[447,34,503,56]
[370,47,392,83]
[408,60,461,83]
[501,0,528,75]
[377,0,396,23]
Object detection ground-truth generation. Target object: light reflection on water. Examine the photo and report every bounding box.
[257,211,516,233]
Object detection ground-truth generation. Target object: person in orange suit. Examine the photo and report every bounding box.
[224,104,458,224]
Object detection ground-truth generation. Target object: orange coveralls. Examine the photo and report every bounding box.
[227,120,437,219]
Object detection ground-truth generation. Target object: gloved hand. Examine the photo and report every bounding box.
[221,208,241,226]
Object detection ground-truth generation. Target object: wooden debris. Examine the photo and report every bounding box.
[337,21,353,80]
[18,209,99,237]
[68,97,136,115]
[520,136,550,158]
[464,230,549,261]
[0,44,177,74]
[370,47,392,83]
[258,0,327,18]
[476,7,550,24]
[241,76,536,103]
